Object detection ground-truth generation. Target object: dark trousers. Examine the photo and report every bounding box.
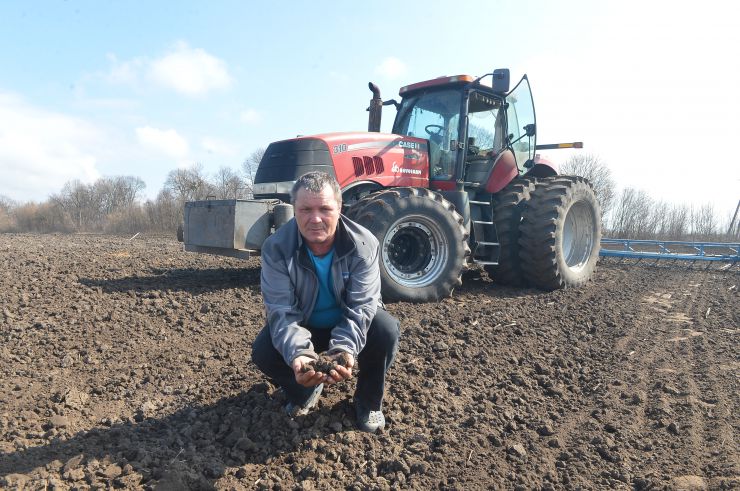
[251,308,400,411]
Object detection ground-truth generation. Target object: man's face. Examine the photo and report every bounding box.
[294,185,341,253]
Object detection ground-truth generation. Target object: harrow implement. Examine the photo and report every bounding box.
[600,239,740,263]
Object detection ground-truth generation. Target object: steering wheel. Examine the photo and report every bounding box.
[425,124,444,137]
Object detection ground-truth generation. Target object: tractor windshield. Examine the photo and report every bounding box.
[393,89,461,180]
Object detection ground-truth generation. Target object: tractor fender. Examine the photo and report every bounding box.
[484,150,518,193]
[526,155,558,178]
[341,180,383,205]
[341,179,382,195]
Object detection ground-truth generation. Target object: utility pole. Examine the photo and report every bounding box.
[728,199,740,239]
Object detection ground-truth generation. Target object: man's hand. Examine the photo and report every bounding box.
[323,351,354,385]
[292,355,325,387]
[292,352,355,386]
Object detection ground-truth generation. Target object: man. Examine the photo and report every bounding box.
[251,171,400,433]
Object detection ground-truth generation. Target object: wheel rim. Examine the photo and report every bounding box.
[562,200,596,272]
[382,214,449,288]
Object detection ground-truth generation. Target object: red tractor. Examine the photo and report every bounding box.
[182,69,601,302]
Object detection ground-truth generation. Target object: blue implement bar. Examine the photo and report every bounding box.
[600,239,740,262]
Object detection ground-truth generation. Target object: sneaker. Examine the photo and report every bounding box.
[355,401,385,433]
[285,384,323,417]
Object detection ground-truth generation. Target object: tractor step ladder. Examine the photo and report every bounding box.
[469,199,499,265]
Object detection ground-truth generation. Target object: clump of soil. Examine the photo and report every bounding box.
[301,352,351,374]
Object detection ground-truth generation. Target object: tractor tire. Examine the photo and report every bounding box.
[346,187,469,303]
[484,177,536,286]
[518,176,601,290]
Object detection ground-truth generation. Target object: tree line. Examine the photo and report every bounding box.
[0,149,263,235]
[560,154,739,242]
[1,150,737,242]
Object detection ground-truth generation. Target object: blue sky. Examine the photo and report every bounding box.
[1,1,738,218]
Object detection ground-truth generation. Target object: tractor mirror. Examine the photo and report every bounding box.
[524,123,536,137]
[492,68,510,93]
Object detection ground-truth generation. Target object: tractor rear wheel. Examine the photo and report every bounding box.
[484,178,536,286]
[518,176,601,290]
[346,187,469,303]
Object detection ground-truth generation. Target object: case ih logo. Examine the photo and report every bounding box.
[391,163,422,175]
[397,140,420,150]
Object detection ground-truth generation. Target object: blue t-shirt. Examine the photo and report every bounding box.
[306,247,343,329]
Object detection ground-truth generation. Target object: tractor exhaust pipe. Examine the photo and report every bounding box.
[367,82,382,132]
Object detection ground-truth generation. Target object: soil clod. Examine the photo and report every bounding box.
[300,352,351,374]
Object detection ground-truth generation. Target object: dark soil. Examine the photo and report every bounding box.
[0,233,738,490]
[302,353,352,375]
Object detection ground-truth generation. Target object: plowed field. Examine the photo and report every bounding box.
[1,234,738,490]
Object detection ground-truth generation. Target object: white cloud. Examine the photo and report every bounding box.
[240,108,261,125]
[375,57,407,79]
[135,126,189,159]
[148,42,232,96]
[201,136,237,156]
[0,91,101,202]
[97,43,233,97]
[104,53,145,86]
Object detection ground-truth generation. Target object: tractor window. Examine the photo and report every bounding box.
[467,91,505,158]
[393,89,461,180]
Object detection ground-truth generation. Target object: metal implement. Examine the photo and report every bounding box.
[600,239,740,262]
[183,199,286,259]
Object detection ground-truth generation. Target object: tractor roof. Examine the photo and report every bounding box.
[399,75,474,96]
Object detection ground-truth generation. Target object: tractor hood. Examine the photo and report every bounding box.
[253,132,430,200]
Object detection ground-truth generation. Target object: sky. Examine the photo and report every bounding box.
[1,0,738,219]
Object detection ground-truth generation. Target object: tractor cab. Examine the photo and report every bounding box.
[390,70,537,193]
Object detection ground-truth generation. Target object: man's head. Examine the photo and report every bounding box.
[291,172,342,255]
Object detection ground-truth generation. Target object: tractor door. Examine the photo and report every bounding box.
[506,76,536,171]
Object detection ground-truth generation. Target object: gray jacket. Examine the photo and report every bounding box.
[260,214,381,364]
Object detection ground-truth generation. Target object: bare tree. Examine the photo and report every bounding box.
[164,164,215,202]
[57,180,94,229]
[0,195,15,231]
[665,204,690,240]
[609,187,655,238]
[100,176,145,212]
[213,167,247,199]
[560,153,615,216]
[241,148,265,198]
[143,189,181,232]
[0,194,14,210]
[690,203,717,241]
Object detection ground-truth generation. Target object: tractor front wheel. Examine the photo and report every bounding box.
[518,176,601,290]
[347,187,469,303]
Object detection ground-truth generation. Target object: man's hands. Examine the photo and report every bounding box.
[325,351,354,384]
[293,355,324,387]
[292,352,354,387]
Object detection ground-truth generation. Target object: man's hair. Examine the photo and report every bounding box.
[290,171,342,205]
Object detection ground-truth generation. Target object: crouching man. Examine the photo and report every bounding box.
[251,171,400,433]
